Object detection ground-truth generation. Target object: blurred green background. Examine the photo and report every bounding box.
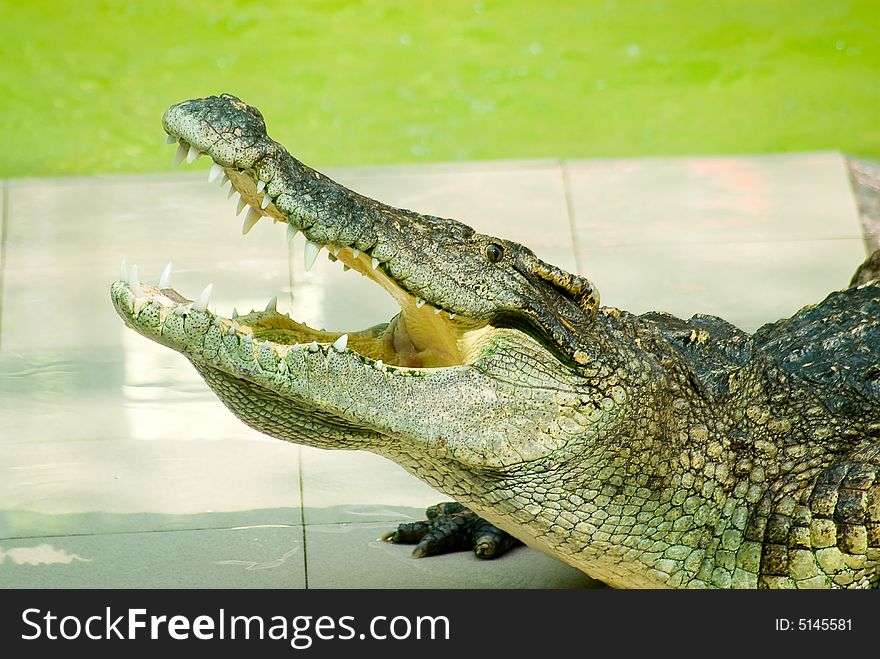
[1,0,878,178]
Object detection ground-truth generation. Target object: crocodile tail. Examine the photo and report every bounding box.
[532,258,600,317]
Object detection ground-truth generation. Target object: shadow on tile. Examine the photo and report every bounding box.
[305,519,603,589]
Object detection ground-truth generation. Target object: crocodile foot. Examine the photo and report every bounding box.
[382,502,522,559]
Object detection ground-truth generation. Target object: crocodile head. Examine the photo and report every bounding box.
[111,93,611,565]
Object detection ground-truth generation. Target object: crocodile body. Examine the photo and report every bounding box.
[111,94,880,589]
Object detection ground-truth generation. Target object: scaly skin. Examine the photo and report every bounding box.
[112,94,880,588]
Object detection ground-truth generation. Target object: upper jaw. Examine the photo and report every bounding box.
[163,94,387,257]
[163,94,458,316]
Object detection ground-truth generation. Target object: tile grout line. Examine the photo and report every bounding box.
[559,160,583,274]
[0,179,8,350]
[298,445,309,589]
[0,523,303,542]
[0,517,395,543]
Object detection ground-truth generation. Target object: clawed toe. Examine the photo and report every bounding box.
[384,502,522,560]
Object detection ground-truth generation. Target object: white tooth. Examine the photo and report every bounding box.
[158,261,173,289]
[227,326,236,336]
[304,241,321,271]
[371,257,379,270]
[128,264,145,298]
[260,193,271,209]
[242,207,261,234]
[332,334,348,352]
[227,184,237,199]
[221,172,230,186]
[236,195,248,215]
[232,307,239,319]
[449,312,456,319]
[351,248,361,258]
[291,343,302,351]
[166,134,177,145]
[434,307,442,314]
[374,359,383,370]
[213,317,222,327]
[265,296,277,312]
[186,144,201,163]
[287,224,298,242]
[174,304,187,316]
[244,334,252,343]
[308,341,319,352]
[256,179,266,193]
[119,259,128,281]
[173,143,188,167]
[208,162,223,183]
[192,283,213,312]
[416,298,425,308]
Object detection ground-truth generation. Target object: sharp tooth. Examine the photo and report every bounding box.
[332,334,348,352]
[119,259,128,281]
[186,144,201,164]
[227,184,237,199]
[260,193,271,209]
[221,172,230,186]
[308,341,319,352]
[227,326,236,336]
[244,334,252,343]
[128,264,145,298]
[236,196,248,215]
[165,134,177,145]
[158,261,173,289]
[192,283,213,312]
[173,142,188,167]
[208,162,224,183]
[374,359,383,370]
[371,257,379,270]
[232,307,239,319]
[287,224,298,242]
[213,316,222,328]
[242,207,261,234]
[174,304,186,316]
[434,307,442,314]
[449,312,456,319]
[304,241,321,271]
[265,296,277,312]
[256,179,266,193]
[343,265,351,271]
[416,298,425,308]
[351,248,361,258]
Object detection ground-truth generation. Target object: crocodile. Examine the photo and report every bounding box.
[111,93,880,589]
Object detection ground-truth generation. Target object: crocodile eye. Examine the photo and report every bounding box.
[485,243,504,263]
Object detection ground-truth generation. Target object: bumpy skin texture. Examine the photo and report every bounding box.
[113,94,880,589]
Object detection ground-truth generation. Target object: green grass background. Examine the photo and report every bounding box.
[1,0,878,177]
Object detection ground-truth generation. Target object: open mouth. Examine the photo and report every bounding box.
[113,134,494,373]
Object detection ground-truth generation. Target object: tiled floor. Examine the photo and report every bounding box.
[0,152,869,588]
